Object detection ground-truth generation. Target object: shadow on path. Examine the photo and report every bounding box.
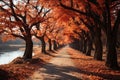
[30,47,82,80]
[37,62,82,80]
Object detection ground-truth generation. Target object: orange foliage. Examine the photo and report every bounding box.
[1,35,16,42]
[0,0,49,42]
[38,0,92,45]
[1,0,116,45]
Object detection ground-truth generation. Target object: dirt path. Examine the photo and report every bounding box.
[28,47,81,80]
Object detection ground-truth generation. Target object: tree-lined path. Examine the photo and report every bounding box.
[0,0,120,80]
[29,47,81,80]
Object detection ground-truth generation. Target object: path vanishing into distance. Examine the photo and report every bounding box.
[29,47,81,80]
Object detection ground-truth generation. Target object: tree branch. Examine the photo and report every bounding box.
[11,33,25,40]
[59,0,88,16]
[3,29,25,40]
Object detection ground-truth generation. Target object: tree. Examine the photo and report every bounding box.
[0,0,46,60]
[104,0,120,68]
[31,6,51,53]
[45,20,57,51]
[34,22,49,53]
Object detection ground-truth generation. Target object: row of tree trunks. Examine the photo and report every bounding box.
[58,0,119,69]
[23,36,61,60]
[40,37,61,53]
[70,27,103,60]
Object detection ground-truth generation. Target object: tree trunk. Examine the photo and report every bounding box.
[69,39,80,50]
[94,28,103,60]
[40,37,46,53]
[79,38,84,52]
[83,39,87,53]
[58,44,64,48]
[53,40,57,50]
[48,39,52,51]
[23,37,33,60]
[86,34,92,56]
[105,33,118,69]
[104,0,119,69]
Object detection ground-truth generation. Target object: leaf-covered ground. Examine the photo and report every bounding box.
[0,47,53,80]
[67,48,120,80]
[0,47,120,80]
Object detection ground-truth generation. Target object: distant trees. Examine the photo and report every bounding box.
[46,21,56,51]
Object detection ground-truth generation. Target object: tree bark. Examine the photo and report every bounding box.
[53,40,57,50]
[86,33,92,56]
[104,0,119,69]
[105,32,118,69]
[83,38,87,53]
[69,39,80,50]
[48,39,52,51]
[79,38,84,52]
[40,37,46,53]
[23,37,33,60]
[93,27,103,60]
